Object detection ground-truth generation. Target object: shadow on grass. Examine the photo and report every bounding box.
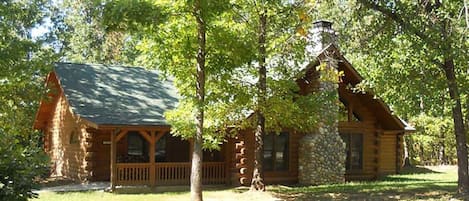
[398,166,441,175]
[104,185,234,195]
[271,166,464,201]
[272,182,461,201]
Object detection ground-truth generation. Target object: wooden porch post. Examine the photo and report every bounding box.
[149,131,156,187]
[110,130,117,191]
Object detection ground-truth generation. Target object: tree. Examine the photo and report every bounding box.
[357,0,469,194]
[408,114,455,165]
[0,129,48,201]
[251,0,268,192]
[0,0,54,200]
[50,0,137,64]
[104,1,239,200]
[191,0,206,199]
[315,0,469,194]
[103,0,339,194]
[225,1,344,190]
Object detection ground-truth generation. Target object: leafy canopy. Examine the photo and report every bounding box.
[0,0,53,200]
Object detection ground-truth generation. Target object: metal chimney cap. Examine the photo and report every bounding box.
[313,20,333,29]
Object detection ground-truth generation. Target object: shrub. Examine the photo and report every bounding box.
[0,129,48,201]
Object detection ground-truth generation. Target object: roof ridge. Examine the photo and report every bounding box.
[54,62,148,70]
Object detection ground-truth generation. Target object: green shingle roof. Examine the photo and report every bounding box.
[54,63,179,126]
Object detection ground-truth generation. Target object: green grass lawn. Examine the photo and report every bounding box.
[34,187,277,201]
[272,166,461,201]
[34,166,462,201]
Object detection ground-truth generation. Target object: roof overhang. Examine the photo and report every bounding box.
[33,72,59,130]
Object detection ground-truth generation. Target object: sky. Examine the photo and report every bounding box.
[31,18,52,40]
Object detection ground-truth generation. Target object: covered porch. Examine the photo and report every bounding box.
[109,128,229,189]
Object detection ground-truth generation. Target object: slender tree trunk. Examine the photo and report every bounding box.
[191,0,205,200]
[442,58,469,194]
[438,131,447,165]
[403,136,412,167]
[419,144,426,165]
[250,4,267,192]
[465,96,469,135]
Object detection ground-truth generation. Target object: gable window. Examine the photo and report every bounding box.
[340,133,363,171]
[263,132,289,171]
[69,129,79,144]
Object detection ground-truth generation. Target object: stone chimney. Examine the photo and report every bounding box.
[306,20,338,56]
[298,20,346,185]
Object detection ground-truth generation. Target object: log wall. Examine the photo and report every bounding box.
[44,91,91,181]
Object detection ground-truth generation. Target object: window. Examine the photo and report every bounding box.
[155,134,167,162]
[341,133,363,171]
[127,131,148,158]
[203,149,223,162]
[263,132,289,171]
[69,129,79,144]
[154,132,190,162]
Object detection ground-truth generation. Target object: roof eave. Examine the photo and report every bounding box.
[95,124,172,131]
[33,72,57,130]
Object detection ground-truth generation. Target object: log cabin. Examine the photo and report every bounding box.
[33,21,414,188]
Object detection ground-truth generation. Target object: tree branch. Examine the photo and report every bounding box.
[356,0,439,49]
[465,0,469,29]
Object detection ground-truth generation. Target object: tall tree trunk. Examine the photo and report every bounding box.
[191,0,205,200]
[442,58,469,194]
[250,4,267,192]
[357,0,469,194]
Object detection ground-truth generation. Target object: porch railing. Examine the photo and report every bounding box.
[116,162,226,186]
[116,163,151,185]
[201,162,226,184]
[155,162,190,185]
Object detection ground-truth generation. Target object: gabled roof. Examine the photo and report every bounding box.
[35,50,411,132]
[35,63,179,128]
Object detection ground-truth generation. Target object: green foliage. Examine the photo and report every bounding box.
[0,0,55,136]
[101,1,338,151]
[0,1,55,200]
[0,0,56,133]
[0,129,49,201]
[51,0,138,64]
[407,114,456,165]
[103,0,167,32]
[312,0,469,165]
